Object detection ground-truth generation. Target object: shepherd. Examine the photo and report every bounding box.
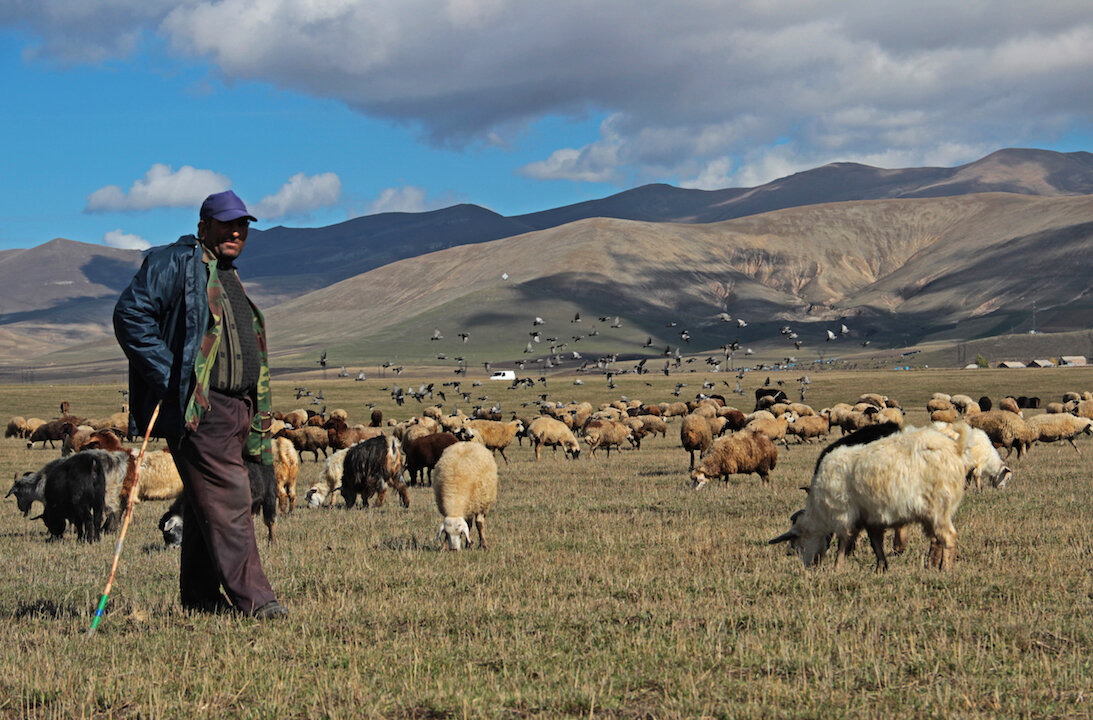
[113,190,286,619]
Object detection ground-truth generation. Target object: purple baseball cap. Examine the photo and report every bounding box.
[200,190,257,222]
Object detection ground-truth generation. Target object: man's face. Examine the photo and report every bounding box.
[198,217,249,262]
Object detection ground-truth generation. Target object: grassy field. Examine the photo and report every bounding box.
[1,368,1092,719]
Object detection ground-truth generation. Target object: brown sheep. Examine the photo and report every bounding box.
[272,436,300,514]
[966,410,1035,459]
[406,431,463,485]
[324,417,383,450]
[527,417,581,460]
[786,415,830,444]
[275,425,330,462]
[691,430,778,488]
[464,419,524,464]
[583,419,633,458]
[680,413,713,470]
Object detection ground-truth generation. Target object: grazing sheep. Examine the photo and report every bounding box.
[754,388,787,411]
[770,423,1008,572]
[978,396,993,412]
[5,416,28,439]
[433,442,499,551]
[1072,400,1093,420]
[60,424,97,456]
[856,393,887,408]
[325,416,383,451]
[275,425,329,462]
[966,410,1035,459]
[271,436,300,514]
[681,413,713,469]
[340,435,407,509]
[930,408,961,424]
[306,447,351,507]
[930,421,1014,492]
[527,416,581,460]
[26,420,76,450]
[786,415,830,444]
[582,419,633,458]
[1045,402,1065,414]
[999,397,1022,416]
[464,419,524,465]
[691,430,778,488]
[1026,414,1093,454]
[117,449,184,511]
[744,414,790,446]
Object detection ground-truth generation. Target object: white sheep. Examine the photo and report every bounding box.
[1026,413,1093,454]
[464,419,524,464]
[433,442,499,551]
[306,447,351,507]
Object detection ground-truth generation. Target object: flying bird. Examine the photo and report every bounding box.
[533,316,545,325]
[717,313,731,322]
[431,328,443,341]
[571,313,581,323]
[826,329,837,341]
[736,318,748,328]
[458,332,469,343]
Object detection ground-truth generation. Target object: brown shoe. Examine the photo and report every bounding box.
[252,600,288,619]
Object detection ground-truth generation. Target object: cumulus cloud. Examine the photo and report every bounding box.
[102,229,150,250]
[10,2,1093,187]
[367,186,429,215]
[85,164,230,212]
[252,172,342,219]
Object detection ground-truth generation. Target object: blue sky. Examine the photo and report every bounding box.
[2,1,1091,251]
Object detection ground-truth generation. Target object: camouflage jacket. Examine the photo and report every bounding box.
[113,235,273,463]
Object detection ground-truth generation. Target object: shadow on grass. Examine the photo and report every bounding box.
[12,599,82,620]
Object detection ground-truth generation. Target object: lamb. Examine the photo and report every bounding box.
[582,419,633,458]
[340,435,408,509]
[966,410,1035,459]
[1026,413,1093,454]
[275,425,329,462]
[433,441,499,551]
[634,414,667,438]
[464,419,524,464]
[950,394,981,416]
[526,416,582,460]
[769,423,1009,572]
[690,430,778,489]
[680,413,713,469]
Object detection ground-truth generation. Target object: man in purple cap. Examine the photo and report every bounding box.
[113,190,287,619]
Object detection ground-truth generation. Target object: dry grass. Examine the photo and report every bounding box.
[1,369,1092,718]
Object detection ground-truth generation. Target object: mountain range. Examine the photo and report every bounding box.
[3,148,1093,379]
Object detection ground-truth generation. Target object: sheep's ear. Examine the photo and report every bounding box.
[769,529,798,545]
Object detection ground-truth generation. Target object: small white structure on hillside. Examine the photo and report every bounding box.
[998,360,1027,369]
[1060,356,1088,366]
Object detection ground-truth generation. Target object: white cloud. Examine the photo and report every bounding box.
[367,187,428,215]
[85,164,230,212]
[102,229,150,250]
[10,2,1093,188]
[253,172,342,219]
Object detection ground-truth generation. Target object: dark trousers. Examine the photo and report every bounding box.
[167,391,276,614]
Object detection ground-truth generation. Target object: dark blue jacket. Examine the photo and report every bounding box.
[113,236,210,442]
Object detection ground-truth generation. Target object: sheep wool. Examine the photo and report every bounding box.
[433,442,498,551]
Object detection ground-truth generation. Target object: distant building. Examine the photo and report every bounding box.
[1028,359,1056,368]
[997,361,1027,369]
[963,364,981,370]
[1060,356,1088,366]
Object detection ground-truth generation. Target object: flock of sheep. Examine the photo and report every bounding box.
[6,383,1093,565]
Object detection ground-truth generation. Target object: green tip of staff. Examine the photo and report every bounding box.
[85,594,109,638]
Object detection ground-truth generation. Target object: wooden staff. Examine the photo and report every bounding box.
[86,401,162,638]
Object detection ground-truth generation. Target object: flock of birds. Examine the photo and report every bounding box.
[300,309,861,418]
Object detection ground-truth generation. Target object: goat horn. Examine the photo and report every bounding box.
[768,530,798,545]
